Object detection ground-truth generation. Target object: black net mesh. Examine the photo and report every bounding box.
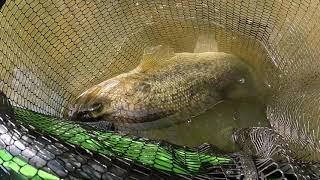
[1,0,320,179]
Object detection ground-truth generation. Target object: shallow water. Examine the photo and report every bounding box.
[126,27,274,152]
[69,23,275,153]
[139,97,270,152]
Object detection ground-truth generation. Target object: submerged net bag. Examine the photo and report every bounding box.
[1,0,320,179]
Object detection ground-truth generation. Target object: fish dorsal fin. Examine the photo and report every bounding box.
[193,32,218,53]
[136,45,175,73]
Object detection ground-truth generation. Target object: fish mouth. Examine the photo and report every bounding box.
[70,111,117,131]
[81,116,177,133]
[70,103,104,122]
[81,121,116,131]
[70,110,97,122]
[71,113,172,132]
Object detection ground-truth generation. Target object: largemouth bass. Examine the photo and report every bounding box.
[70,45,256,130]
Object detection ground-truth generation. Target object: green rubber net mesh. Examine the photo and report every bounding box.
[1,0,320,179]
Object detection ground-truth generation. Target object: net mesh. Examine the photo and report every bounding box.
[0,0,285,116]
[1,0,320,179]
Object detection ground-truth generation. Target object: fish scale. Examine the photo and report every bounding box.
[71,50,255,130]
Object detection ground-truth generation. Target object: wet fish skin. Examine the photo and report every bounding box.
[70,48,255,127]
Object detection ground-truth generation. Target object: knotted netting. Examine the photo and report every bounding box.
[1,0,320,179]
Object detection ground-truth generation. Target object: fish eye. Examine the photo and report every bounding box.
[238,78,246,84]
[89,103,103,112]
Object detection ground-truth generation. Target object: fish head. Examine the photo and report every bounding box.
[69,73,151,123]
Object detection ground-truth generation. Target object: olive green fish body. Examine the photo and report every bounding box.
[70,48,254,129]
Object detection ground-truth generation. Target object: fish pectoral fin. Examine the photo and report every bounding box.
[136,45,175,72]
